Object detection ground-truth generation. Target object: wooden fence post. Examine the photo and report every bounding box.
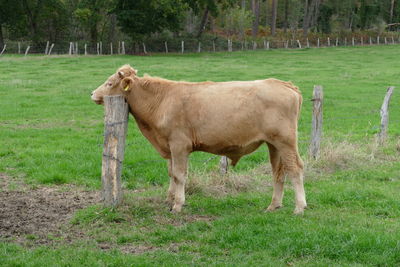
[110,43,113,55]
[335,37,338,46]
[198,42,201,53]
[100,41,103,54]
[48,43,54,55]
[219,156,228,175]
[377,86,395,145]
[377,36,380,45]
[253,41,257,50]
[142,43,147,54]
[384,37,387,45]
[121,41,125,54]
[0,44,6,55]
[213,40,216,52]
[352,37,355,46]
[327,37,330,46]
[44,41,49,55]
[181,41,184,53]
[307,38,310,48]
[102,95,129,207]
[344,37,347,46]
[361,37,364,45]
[267,41,270,50]
[310,85,324,159]
[369,36,373,45]
[69,42,73,55]
[118,41,121,54]
[84,43,87,55]
[24,46,30,56]
[165,41,168,53]
[18,42,21,54]
[75,42,78,55]
[297,40,302,48]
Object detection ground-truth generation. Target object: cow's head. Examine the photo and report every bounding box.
[91,64,137,105]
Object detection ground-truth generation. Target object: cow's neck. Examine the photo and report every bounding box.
[127,77,170,125]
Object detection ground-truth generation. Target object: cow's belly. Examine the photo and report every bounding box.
[195,140,263,157]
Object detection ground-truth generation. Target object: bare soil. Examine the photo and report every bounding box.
[0,173,99,245]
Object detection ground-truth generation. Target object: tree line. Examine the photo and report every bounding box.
[0,0,398,48]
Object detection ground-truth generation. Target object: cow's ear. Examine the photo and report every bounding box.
[121,77,134,92]
[118,71,125,79]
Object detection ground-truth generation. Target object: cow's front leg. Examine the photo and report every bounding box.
[166,159,175,206]
[170,147,189,213]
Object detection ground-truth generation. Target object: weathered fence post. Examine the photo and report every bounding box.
[361,37,364,46]
[24,46,30,56]
[307,38,310,48]
[181,41,184,53]
[335,37,338,46]
[377,36,380,45]
[100,41,103,54]
[48,43,54,55]
[44,41,49,55]
[219,156,228,175]
[327,37,330,46]
[377,86,395,145]
[84,43,87,55]
[310,85,324,159]
[165,41,168,53]
[352,37,355,46]
[18,42,21,54]
[266,41,270,50]
[118,41,121,54]
[344,37,347,46]
[212,40,216,52]
[384,37,387,45]
[75,42,78,55]
[369,36,373,45]
[142,43,147,54]
[102,95,129,207]
[253,41,257,50]
[0,44,6,55]
[198,42,201,53]
[69,42,73,55]
[392,36,395,44]
[297,40,302,49]
[110,43,113,55]
[121,41,125,54]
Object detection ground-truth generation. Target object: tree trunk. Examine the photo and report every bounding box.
[197,7,209,38]
[252,0,260,38]
[241,0,246,9]
[271,0,278,36]
[390,0,395,23]
[0,24,4,49]
[283,0,289,33]
[303,0,309,37]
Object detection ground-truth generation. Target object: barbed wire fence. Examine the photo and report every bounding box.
[1,34,400,56]
[94,84,398,178]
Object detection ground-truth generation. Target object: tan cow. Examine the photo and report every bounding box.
[91,65,307,214]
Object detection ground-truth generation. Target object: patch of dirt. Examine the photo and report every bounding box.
[0,173,99,245]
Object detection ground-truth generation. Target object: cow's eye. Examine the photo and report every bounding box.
[107,82,113,86]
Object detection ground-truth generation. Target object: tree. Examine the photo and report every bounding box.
[271,0,277,35]
[251,0,260,38]
[115,0,186,40]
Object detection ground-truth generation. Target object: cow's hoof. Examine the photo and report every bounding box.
[265,204,282,212]
[293,206,306,215]
[171,205,182,213]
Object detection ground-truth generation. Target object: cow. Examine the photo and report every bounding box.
[91,65,307,214]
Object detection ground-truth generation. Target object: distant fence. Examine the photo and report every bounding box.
[1,35,400,56]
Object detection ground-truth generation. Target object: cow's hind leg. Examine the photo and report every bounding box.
[170,146,189,213]
[266,142,285,211]
[166,159,175,207]
[279,145,307,214]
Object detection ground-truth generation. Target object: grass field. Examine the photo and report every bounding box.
[1,45,400,266]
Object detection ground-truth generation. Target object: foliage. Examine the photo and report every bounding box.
[219,6,254,37]
[114,0,187,40]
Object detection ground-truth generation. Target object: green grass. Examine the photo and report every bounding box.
[1,46,400,266]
